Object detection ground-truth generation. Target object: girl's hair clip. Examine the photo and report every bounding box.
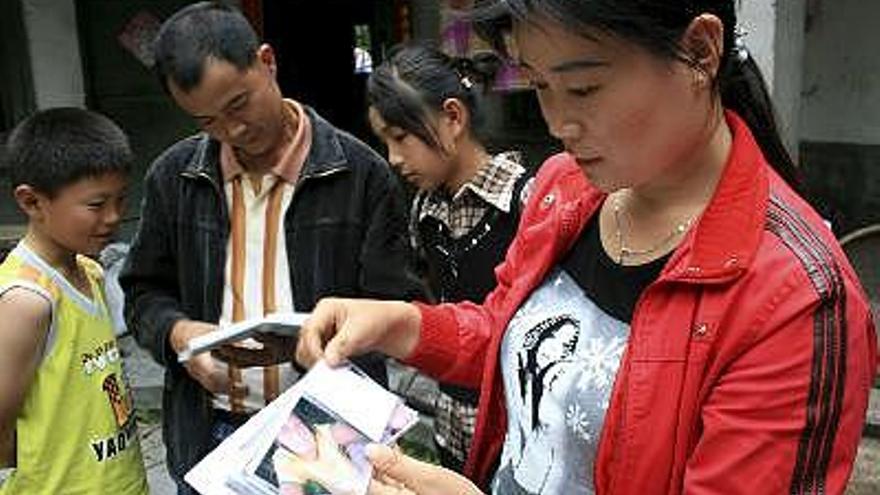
[461,76,474,90]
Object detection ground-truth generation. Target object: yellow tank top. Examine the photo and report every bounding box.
[0,243,148,495]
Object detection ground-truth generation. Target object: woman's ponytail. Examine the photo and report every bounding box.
[719,51,805,195]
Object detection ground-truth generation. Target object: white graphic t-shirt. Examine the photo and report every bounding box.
[493,215,668,495]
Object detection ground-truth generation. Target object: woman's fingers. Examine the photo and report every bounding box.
[296,298,379,367]
[368,478,417,495]
[367,444,406,477]
[295,298,341,368]
[365,445,437,494]
[367,446,417,495]
[323,325,355,367]
[297,298,418,368]
[366,444,484,495]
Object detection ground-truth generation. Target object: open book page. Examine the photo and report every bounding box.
[184,384,305,495]
[185,361,419,495]
[233,394,374,495]
[178,312,310,363]
[303,361,400,442]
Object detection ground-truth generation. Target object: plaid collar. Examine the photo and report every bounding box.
[423,151,525,216]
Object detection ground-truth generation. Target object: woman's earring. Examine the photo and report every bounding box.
[445,141,458,157]
[692,68,708,89]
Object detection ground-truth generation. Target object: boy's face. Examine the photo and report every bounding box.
[33,173,128,257]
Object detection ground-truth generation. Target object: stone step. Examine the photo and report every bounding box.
[866,386,880,438]
[119,334,165,412]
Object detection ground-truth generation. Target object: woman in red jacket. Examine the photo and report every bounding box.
[297,1,877,494]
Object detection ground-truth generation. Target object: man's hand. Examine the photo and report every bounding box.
[170,320,245,395]
[213,333,295,368]
[366,444,483,495]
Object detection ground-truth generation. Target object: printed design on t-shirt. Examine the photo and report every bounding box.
[516,314,580,432]
[81,339,121,376]
[495,269,628,495]
[102,373,133,428]
[89,372,139,463]
[563,335,626,443]
[573,335,626,410]
[89,411,139,463]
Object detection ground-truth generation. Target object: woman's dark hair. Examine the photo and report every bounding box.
[153,1,259,93]
[367,43,503,152]
[471,0,803,193]
[5,108,132,197]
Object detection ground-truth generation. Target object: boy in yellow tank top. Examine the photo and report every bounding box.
[0,108,148,494]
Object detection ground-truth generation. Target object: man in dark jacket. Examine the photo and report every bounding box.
[119,3,423,492]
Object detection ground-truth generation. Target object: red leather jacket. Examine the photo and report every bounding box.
[406,113,877,494]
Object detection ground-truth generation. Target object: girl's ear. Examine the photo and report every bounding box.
[440,98,470,139]
[14,185,47,221]
[681,14,724,81]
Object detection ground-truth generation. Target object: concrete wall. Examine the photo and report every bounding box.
[737,0,806,158]
[21,0,86,109]
[737,1,778,91]
[1,0,86,227]
[797,0,880,234]
[800,0,880,145]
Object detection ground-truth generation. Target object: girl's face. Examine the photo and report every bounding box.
[512,16,716,192]
[368,107,455,192]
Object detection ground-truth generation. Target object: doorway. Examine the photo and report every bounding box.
[262,0,399,143]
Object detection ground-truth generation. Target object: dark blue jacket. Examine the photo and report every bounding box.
[120,107,424,479]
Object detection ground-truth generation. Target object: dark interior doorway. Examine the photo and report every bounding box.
[263,0,392,144]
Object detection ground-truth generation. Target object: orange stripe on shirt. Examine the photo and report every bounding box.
[228,178,246,413]
[261,180,285,402]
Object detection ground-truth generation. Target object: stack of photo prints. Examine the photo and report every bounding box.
[185,361,419,495]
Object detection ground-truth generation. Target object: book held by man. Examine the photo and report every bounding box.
[177,312,311,363]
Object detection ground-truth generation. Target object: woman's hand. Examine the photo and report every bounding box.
[295,298,422,368]
[365,444,484,495]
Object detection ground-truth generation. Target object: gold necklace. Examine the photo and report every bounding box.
[611,195,694,264]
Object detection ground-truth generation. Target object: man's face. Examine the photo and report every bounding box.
[168,45,286,158]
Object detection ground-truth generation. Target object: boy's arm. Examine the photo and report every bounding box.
[0,288,51,467]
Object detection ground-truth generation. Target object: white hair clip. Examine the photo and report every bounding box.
[734,27,749,63]
[461,76,474,90]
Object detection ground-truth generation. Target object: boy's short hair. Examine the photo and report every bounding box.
[153,1,259,93]
[5,107,132,197]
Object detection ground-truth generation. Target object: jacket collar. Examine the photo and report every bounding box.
[565,111,769,285]
[182,104,349,183]
[667,111,769,283]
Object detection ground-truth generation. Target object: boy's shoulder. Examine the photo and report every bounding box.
[77,254,104,283]
[0,248,61,304]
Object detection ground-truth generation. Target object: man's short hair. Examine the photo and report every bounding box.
[153,1,259,93]
[5,108,132,197]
